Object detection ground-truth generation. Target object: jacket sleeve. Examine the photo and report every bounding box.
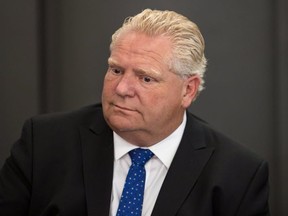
[236,160,270,216]
[0,119,33,215]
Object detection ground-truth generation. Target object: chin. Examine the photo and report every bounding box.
[106,116,136,132]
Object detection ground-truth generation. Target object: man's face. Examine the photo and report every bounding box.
[102,32,199,146]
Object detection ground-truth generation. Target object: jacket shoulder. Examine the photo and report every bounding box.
[30,103,104,126]
[186,112,265,164]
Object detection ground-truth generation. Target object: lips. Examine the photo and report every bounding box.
[114,104,135,112]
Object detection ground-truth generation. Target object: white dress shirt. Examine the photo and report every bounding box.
[109,113,187,216]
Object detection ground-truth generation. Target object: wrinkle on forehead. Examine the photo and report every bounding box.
[112,32,172,66]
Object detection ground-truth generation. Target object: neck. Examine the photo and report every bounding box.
[115,113,186,147]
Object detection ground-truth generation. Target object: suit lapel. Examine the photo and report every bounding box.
[152,114,215,216]
[78,107,214,216]
[80,121,114,216]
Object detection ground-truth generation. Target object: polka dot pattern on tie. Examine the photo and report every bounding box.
[116,148,154,216]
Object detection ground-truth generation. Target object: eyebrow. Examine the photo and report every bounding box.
[108,57,162,78]
[135,67,162,78]
[107,58,119,67]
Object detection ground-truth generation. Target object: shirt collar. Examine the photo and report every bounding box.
[113,112,187,169]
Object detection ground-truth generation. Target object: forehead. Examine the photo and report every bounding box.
[110,32,172,65]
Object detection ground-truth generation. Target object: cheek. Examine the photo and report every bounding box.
[101,84,108,100]
[140,90,163,105]
[140,92,170,116]
[102,83,114,107]
[149,86,182,105]
[102,79,116,96]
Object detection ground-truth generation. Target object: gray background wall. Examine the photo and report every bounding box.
[1,0,287,215]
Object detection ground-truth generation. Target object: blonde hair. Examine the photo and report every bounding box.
[110,9,207,94]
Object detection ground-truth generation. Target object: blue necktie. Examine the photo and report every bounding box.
[116,148,154,216]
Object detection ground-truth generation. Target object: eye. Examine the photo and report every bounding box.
[143,76,152,83]
[109,66,122,75]
[141,76,156,83]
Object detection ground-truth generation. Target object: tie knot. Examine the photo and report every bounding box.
[129,148,154,166]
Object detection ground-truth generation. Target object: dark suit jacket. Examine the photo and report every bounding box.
[0,104,269,216]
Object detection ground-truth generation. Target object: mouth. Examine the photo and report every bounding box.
[113,104,135,112]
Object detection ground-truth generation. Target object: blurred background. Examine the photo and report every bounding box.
[1,0,287,215]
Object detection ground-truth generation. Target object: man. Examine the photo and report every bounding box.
[0,9,269,216]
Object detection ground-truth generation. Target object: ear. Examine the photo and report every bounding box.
[181,75,201,108]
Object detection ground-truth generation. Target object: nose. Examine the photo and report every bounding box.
[115,73,136,97]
